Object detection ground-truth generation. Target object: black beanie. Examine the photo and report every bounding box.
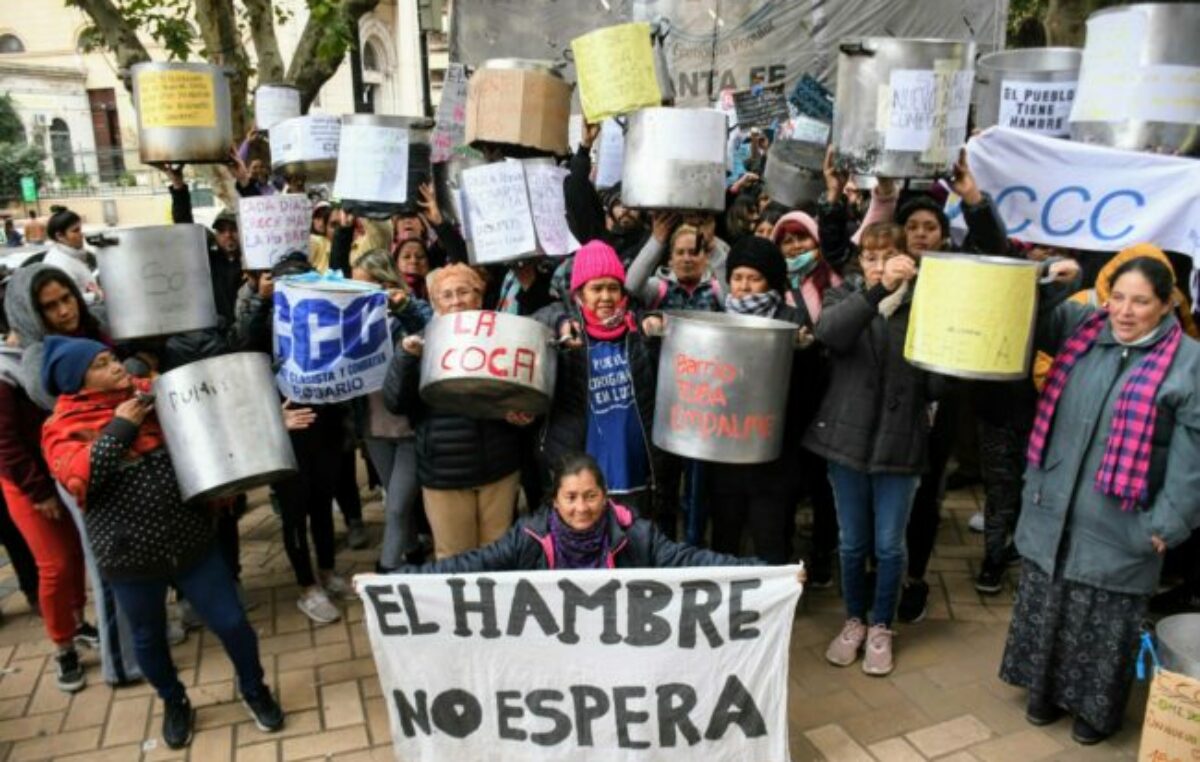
[896,196,950,238]
[726,237,789,296]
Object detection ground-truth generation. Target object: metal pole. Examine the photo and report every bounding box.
[419,30,434,118]
[350,22,369,113]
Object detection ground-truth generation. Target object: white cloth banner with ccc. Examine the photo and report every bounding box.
[356,565,802,761]
[948,127,1200,257]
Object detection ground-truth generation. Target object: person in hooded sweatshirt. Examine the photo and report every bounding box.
[43,210,101,305]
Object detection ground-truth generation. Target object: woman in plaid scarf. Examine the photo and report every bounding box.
[1000,255,1200,746]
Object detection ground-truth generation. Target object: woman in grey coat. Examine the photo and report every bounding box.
[1001,255,1200,745]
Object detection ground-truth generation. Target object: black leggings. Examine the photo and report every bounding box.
[710,490,796,564]
[907,392,958,580]
[276,424,340,588]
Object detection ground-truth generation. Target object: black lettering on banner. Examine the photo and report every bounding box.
[430,688,483,739]
[364,585,407,636]
[557,580,622,645]
[613,686,652,750]
[394,689,431,737]
[447,578,502,638]
[625,580,673,647]
[496,690,526,741]
[656,683,702,747]
[704,675,767,740]
[506,579,561,638]
[527,689,572,746]
[570,685,611,746]
[729,579,763,640]
[679,580,724,649]
[399,584,439,635]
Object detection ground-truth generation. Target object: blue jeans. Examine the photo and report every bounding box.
[110,546,265,703]
[827,462,919,627]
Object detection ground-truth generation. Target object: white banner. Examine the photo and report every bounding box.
[273,278,393,403]
[356,566,802,762]
[948,127,1200,257]
[238,194,311,270]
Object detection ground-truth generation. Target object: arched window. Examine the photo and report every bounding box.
[362,39,382,74]
[49,118,76,176]
[0,33,24,54]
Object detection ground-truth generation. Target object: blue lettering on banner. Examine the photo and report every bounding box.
[950,185,1147,241]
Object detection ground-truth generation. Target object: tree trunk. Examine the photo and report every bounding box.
[243,0,287,84]
[288,0,382,112]
[194,0,252,140]
[66,0,151,90]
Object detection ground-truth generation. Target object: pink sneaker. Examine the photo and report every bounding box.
[862,624,895,676]
[825,618,867,666]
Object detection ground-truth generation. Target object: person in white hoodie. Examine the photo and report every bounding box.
[43,211,101,305]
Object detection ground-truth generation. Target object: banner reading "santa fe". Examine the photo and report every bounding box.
[356,566,802,762]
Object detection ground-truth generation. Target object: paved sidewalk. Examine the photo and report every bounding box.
[0,485,1144,760]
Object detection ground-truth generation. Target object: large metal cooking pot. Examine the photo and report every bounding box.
[132,62,233,164]
[90,224,218,340]
[1157,614,1200,678]
[622,107,726,211]
[337,115,435,219]
[763,140,826,209]
[1070,4,1200,156]
[832,38,976,178]
[154,353,298,502]
[905,253,1040,381]
[466,59,573,156]
[254,83,301,131]
[433,150,488,227]
[419,310,557,419]
[270,114,340,182]
[975,48,1081,135]
[653,311,796,464]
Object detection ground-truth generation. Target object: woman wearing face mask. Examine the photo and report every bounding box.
[1001,255,1200,746]
[383,264,529,561]
[804,222,942,677]
[626,216,723,313]
[771,211,843,329]
[537,241,659,518]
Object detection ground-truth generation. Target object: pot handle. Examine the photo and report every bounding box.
[86,233,118,247]
[839,42,875,57]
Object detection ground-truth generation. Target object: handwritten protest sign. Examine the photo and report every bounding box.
[595,119,625,189]
[524,162,580,256]
[432,64,469,163]
[273,278,393,403]
[572,22,662,123]
[271,115,340,168]
[732,81,790,129]
[334,123,410,204]
[997,80,1076,137]
[238,194,311,270]
[136,69,216,129]
[1137,669,1200,762]
[255,86,301,131]
[883,67,973,157]
[357,566,801,762]
[461,161,538,264]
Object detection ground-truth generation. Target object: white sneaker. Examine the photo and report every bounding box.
[297,589,340,624]
[321,573,352,599]
[968,511,985,533]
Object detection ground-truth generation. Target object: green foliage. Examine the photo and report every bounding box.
[60,173,92,190]
[309,0,355,64]
[1007,0,1047,44]
[0,142,46,205]
[114,172,138,187]
[71,0,197,60]
[0,94,25,144]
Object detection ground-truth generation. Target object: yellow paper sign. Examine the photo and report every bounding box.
[137,69,217,129]
[904,253,1039,380]
[572,22,662,123]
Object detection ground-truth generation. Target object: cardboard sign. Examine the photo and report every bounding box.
[572,22,663,123]
[460,162,538,264]
[356,566,802,762]
[255,86,301,131]
[432,63,469,163]
[732,81,790,129]
[1138,669,1200,762]
[137,69,216,129]
[465,68,572,155]
[273,278,393,403]
[238,194,311,270]
[334,123,410,204]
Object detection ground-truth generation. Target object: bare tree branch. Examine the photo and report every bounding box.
[287,0,381,112]
[242,0,286,84]
[194,0,252,137]
[66,0,152,91]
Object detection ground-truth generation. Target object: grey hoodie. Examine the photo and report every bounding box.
[3,263,108,410]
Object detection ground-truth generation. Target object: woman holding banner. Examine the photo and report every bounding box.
[1000,255,1200,745]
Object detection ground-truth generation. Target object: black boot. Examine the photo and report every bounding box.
[1025,694,1065,726]
[1071,716,1113,745]
[162,696,195,749]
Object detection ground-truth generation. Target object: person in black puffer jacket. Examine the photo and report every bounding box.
[383,263,526,561]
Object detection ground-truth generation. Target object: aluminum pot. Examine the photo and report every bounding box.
[466,59,573,156]
[763,140,826,209]
[419,310,557,419]
[652,311,796,464]
[254,83,301,131]
[832,38,976,178]
[132,62,233,164]
[622,107,727,211]
[338,115,435,219]
[154,353,298,502]
[90,224,218,340]
[270,114,340,183]
[1070,4,1200,156]
[1157,614,1200,679]
[975,48,1081,135]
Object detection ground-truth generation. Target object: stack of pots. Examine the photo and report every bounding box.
[763,140,827,209]
[132,62,233,164]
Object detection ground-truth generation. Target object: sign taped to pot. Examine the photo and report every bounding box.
[137,69,217,129]
[572,22,663,122]
[239,194,311,270]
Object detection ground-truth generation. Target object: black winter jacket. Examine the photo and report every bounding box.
[382,341,522,489]
[399,504,759,572]
[803,279,943,475]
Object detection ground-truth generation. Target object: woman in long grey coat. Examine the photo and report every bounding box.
[1001,255,1200,745]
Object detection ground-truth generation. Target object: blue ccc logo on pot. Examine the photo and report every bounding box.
[948,185,1145,241]
[274,291,389,372]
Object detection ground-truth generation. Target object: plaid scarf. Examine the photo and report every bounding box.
[1027,310,1182,511]
[724,290,783,317]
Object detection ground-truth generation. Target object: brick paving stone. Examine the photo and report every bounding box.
[190,725,235,762]
[320,680,365,730]
[0,657,45,700]
[970,728,1064,762]
[8,724,100,759]
[805,723,875,761]
[906,714,994,757]
[867,736,927,762]
[61,686,112,731]
[0,710,62,742]
[54,742,145,761]
[236,740,280,762]
[280,725,370,760]
[103,695,152,747]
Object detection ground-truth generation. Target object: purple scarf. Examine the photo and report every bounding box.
[548,509,611,569]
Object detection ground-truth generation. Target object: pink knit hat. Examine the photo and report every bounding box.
[570,240,626,293]
[772,211,820,246]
